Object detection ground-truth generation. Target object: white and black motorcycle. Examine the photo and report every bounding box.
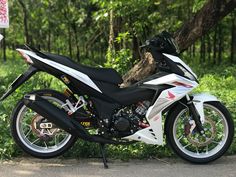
[1,32,234,168]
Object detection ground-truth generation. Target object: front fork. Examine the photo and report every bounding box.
[186,95,205,135]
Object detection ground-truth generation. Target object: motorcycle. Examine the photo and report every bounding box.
[0,32,234,168]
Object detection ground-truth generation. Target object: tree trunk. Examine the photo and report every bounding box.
[121,52,156,86]
[47,27,51,52]
[2,29,6,62]
[68,26,72,59]
[72,24,80,62]
[213,28,217,65]
[218,24,223,64]
[231,12,236,63]
[18,0,30,44]
[122,0,236,86]
[132,35,141,61]
[207,34,211,64]
[113,17,122,51]
[200,37,206,63]
[192,43,195,58]
[108,10,115,53]
[174,0,236,51]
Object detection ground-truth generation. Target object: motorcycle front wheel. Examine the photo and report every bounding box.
[11,89,77,158]
[166,101,234,163]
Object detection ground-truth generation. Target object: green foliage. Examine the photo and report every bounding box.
[0,113,16,159]
[0,60,65,159]
[1,60,236,159]
[0,0,235,160]
[105,32,133,74]
[193,65,236,154]
[106,48,132,75]
[192,0,207,13]
[2,0,234,72]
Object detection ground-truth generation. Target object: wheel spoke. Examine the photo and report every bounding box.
[212,140,222,145]
[44,141,48,149]
[178,135,184,141]
[183,143,190,149]
[216,120,222,126]
[54,134,58,146]
[24,126,32,138]
[22,122,31,128]
[205,145,209,154]
[31,138,40,145]
[196,147,199,155]
[57,131,67,137]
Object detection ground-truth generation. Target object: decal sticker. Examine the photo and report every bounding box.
[61,75,70,84]
[172,81,193,88]
[167,91,175,100]
[153,115,160,121]
[81,122,91,127]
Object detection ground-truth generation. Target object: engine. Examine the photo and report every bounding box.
[110,101,150,137]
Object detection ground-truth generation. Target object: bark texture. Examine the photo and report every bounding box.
[121,52,156,87]
[18,0,30,44]
[175,0,236,51]
[122,0,236,87]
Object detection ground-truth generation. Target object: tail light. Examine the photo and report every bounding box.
[17,51,33,64]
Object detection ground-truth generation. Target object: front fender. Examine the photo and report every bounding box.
[192,93,219,123]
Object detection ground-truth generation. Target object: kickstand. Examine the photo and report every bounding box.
[99,143,108,169]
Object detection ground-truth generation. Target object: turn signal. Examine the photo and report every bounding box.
[17,51,33,64]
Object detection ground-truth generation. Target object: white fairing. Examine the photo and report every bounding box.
[192,93,218,123]
[144,73,198,87]
[124,74,198,145]
[163,53,197,79]
[16,49,102,93]
[123,57,219,145]
[124,126,162,144]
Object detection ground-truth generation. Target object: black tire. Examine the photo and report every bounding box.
[166,101,234,163]
[11,89,77,159]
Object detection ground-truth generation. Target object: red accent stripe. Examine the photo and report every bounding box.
[172,81,193,88]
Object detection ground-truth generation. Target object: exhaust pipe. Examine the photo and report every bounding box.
[23,94,90,138]
[23,94,125,144]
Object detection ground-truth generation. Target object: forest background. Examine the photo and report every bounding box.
[0,0,235,160]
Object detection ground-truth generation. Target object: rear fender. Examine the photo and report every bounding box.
[0,66,38,101]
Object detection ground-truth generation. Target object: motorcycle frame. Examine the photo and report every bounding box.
[0,46,219,146]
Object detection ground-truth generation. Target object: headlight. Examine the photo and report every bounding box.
[177,64,196,81]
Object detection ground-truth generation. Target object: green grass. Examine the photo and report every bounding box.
[0,60,236,159]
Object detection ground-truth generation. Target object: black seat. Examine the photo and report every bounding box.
[43,53,123,85]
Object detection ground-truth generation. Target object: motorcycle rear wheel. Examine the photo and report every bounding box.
[11,89,77,158]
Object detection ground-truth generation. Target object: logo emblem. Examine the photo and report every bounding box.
[167,91,175,100]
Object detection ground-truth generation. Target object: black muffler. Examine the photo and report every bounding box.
[23,94,125,144]
[23,94,90,139]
